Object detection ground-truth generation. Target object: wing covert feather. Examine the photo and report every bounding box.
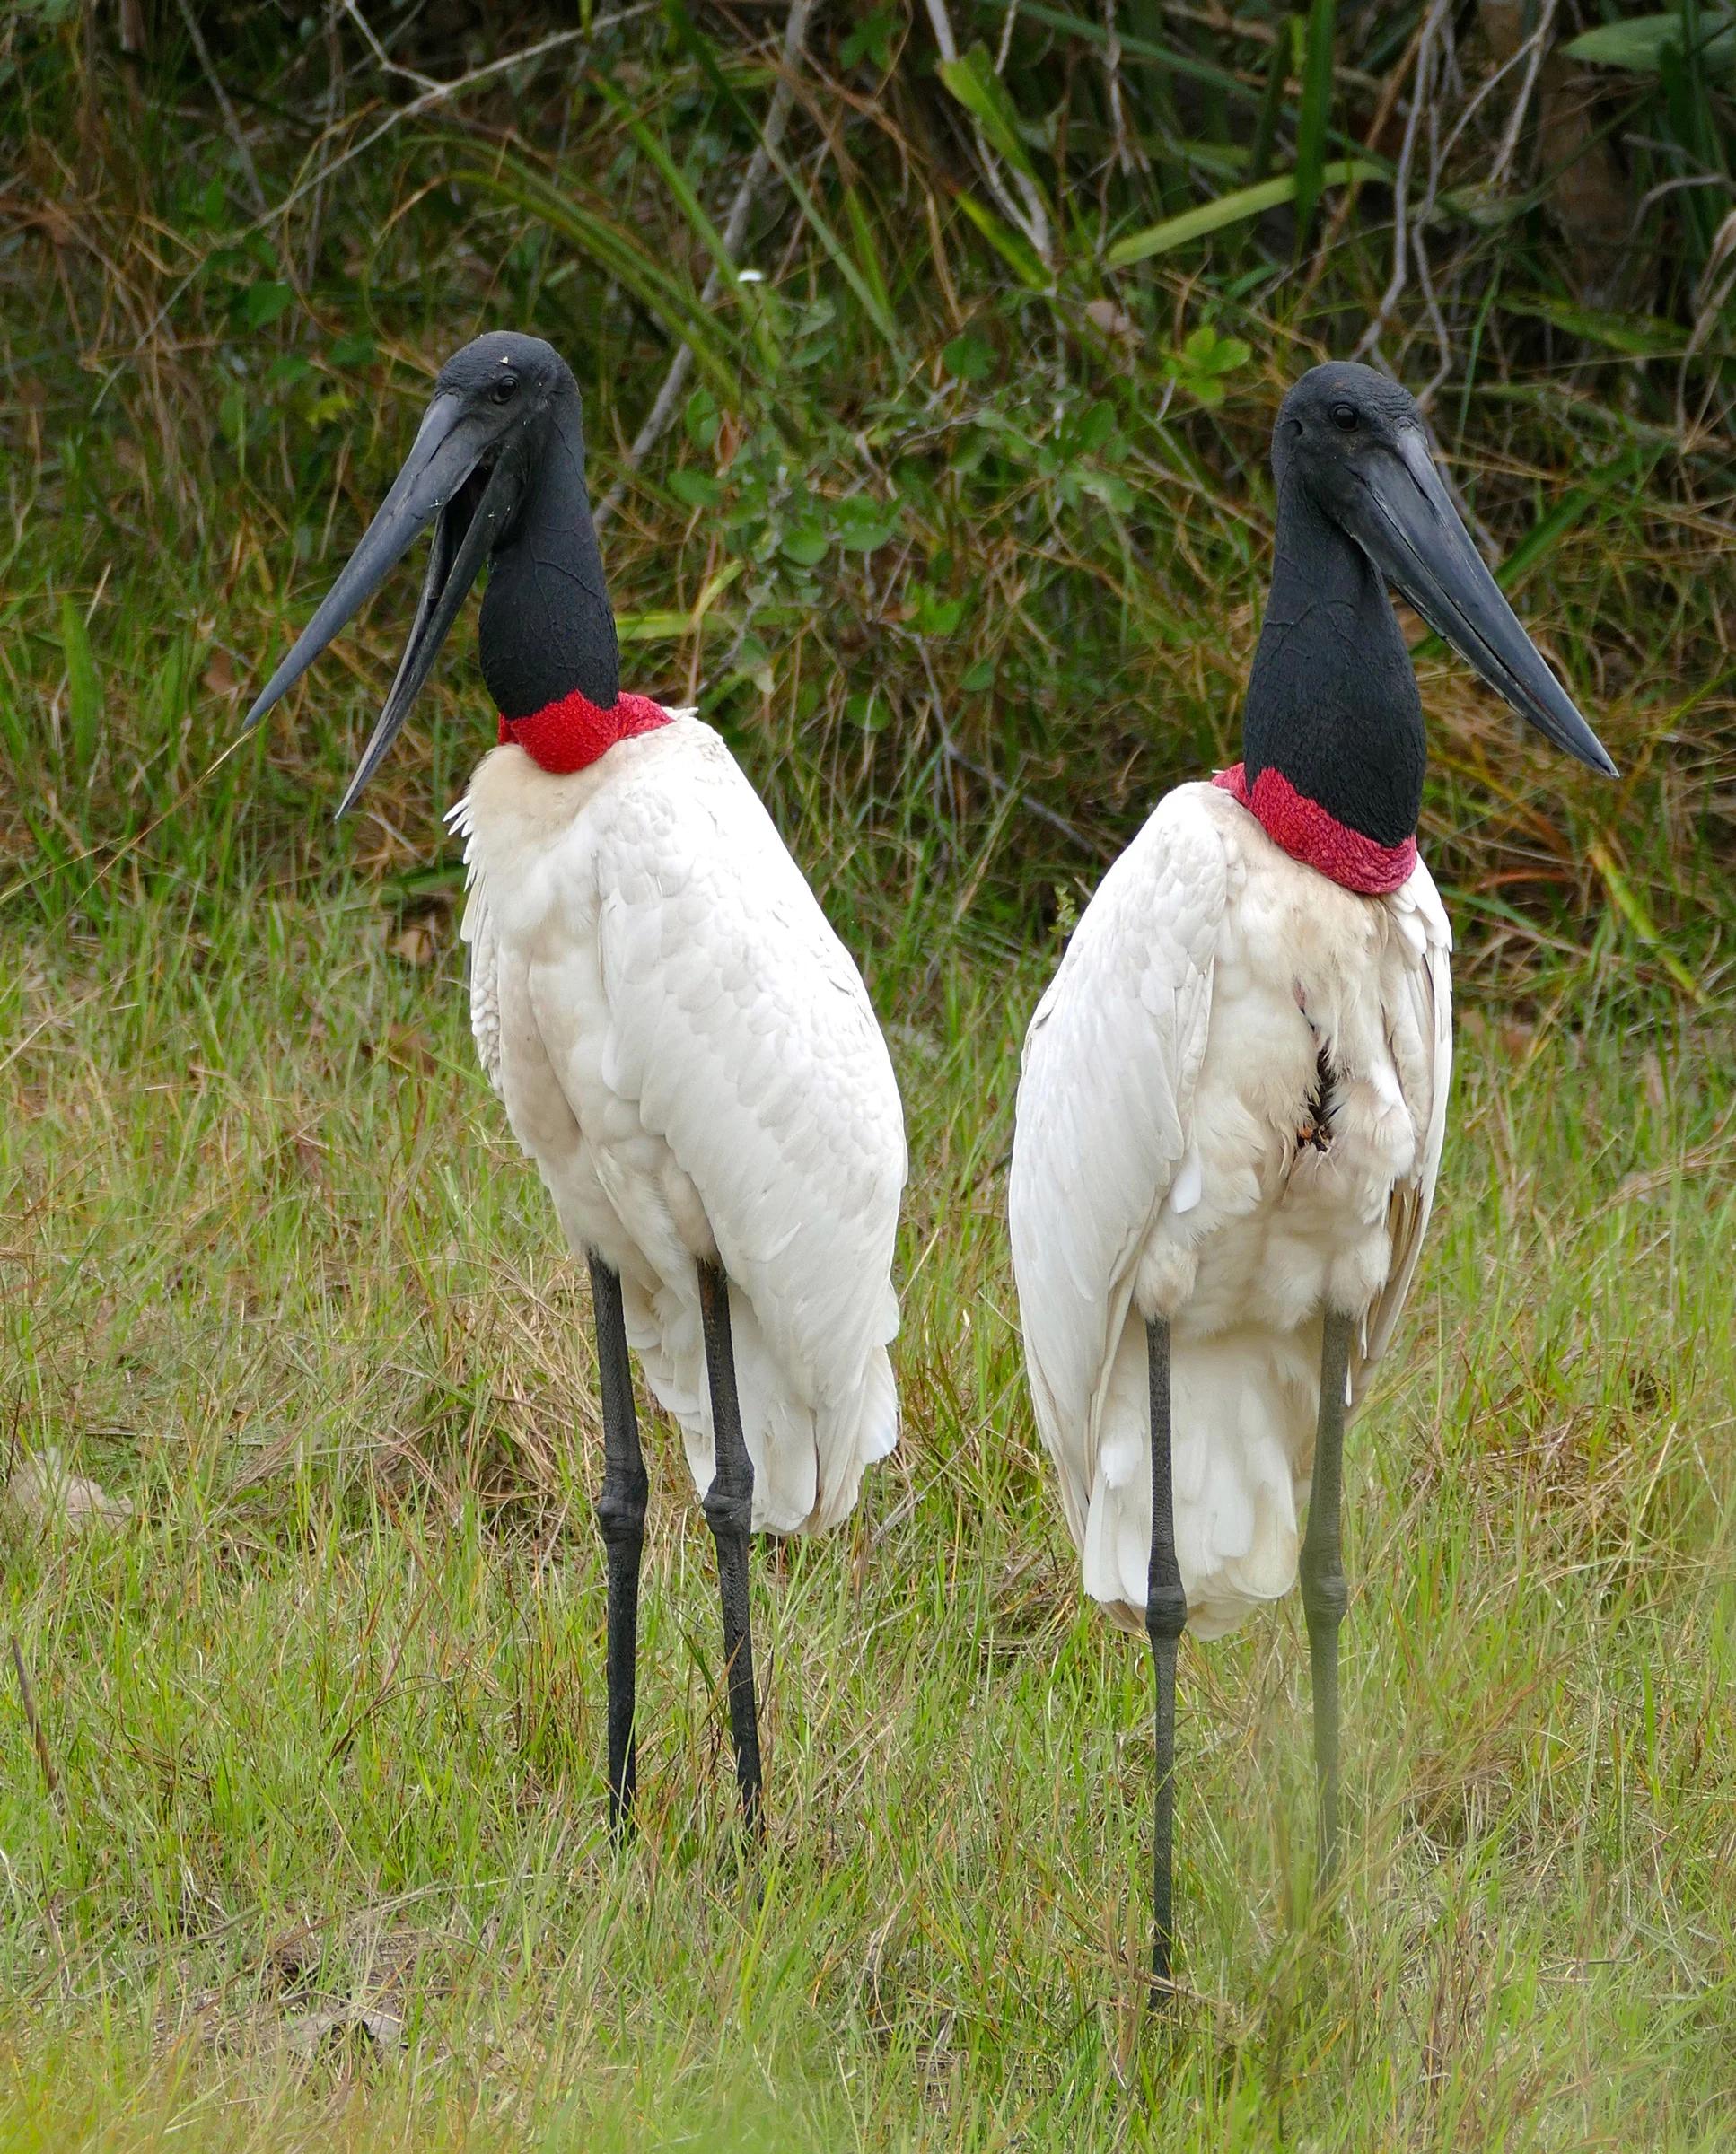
[589,735,907,1406]
[1009,788,1228,1530]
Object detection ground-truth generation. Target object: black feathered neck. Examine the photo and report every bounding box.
[477,398,620,721]
[1241,469,1425,849]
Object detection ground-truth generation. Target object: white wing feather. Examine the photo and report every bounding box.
[1008,788,1227,1552]
[591,734,906,1510]
[447,792,504,1098]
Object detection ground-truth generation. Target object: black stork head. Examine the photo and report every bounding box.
[1265,362,1616,783]
[244,331,618,815]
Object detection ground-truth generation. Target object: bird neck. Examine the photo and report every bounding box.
[1232,477,1425,895]
[478,407,670,774]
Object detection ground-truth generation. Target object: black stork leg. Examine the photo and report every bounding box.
[1299,1309,1355,1888]
[588,1254,649,1839]
[1145,1314,1188,1998]
[697,1259,765,1834]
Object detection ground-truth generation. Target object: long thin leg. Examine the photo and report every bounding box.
[1300,1309,1355,1887]
[1146,1315,1188,1995]
[697,1259,764,1833]
[589,1254,648,1838]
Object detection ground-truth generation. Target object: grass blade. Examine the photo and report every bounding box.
[592,74,785,381]
[1589,842,1705,1003]
[1106,157,1378,267]
[450,153,748,408]
[957,192,1050,288]
[940,46,1042,187]
[1496,444,1657,591]
[1249,18,1296,186]
[1294,0,1337,239]
[747,133,907,355]
[59,596,101,781]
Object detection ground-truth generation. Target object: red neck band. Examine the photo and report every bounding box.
[498,688,672,775]
[1214,763,1416,896]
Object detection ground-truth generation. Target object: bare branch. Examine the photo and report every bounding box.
[1355,0,1452,363]
[1489,0,1560,189]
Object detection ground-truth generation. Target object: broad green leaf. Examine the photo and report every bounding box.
[1071,398,1118,455]
[669,469,722,510]
[1181,324,1252,374]
[942,332,995,381]
[840,7,898,73]
[684,387,719,451]
[838,523,899,556]
[1565,11,1736,72]
[780,526,829,567]
[1106,159,1380,267]
[241,280,294,330]
[911,581,968,635]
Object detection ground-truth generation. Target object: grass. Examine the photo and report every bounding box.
[3,3,1734,2143]
[0,869,1731,2150]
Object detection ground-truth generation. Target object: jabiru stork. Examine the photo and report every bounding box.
[245,332,907,1835]
[1008,362,1615,1991]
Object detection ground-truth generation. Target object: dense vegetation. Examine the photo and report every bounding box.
[2,4,1732,2147]
[4,0,1732,974]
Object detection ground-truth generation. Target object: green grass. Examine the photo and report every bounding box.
[0,877,1731,2150]
[3,4,1733,2141]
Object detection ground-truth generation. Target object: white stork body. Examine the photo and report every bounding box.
[452,711,907,1537]
[1010,781,1451,1637]
[244,330,919,1827]
[1003,362,1611,1988]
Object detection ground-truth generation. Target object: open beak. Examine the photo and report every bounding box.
[1344,429,1618,777]
[243,390,525,814]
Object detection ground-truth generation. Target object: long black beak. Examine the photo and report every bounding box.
[1345,429,1618,777]
[243,391,524,813]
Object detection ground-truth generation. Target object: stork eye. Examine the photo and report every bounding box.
[489,375,520,407]
[1329,402,1358,433]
